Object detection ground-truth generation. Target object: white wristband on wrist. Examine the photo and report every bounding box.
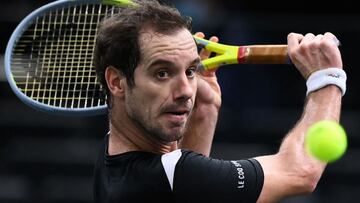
[306,68,347,96]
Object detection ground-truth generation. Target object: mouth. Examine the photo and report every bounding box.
[166,110,190,117]
[163,109,191,123]
[168,109,189,115]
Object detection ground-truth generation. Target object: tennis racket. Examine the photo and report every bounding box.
[194,36,289,71]
[4,0,134,116]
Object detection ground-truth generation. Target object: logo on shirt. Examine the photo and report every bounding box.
[231,161,245,189]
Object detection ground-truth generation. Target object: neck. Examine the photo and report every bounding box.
[107,110,178,156]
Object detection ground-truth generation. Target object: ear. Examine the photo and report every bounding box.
[105,66,126,98]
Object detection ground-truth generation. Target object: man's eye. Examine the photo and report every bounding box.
[157,70,169,79]
[186,67,196,77]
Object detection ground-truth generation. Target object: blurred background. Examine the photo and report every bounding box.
[0,0,359,202]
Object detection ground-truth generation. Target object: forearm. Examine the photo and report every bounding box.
[279,85,342,189]
[256,85,342,203]
[179,104,219,156]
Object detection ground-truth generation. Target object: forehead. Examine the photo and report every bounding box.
[138,28,198,60]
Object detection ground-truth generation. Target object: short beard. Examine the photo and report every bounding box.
[125,103,186,143]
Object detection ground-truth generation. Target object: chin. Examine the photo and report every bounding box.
[161,128,184,142]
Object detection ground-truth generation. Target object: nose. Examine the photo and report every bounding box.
[173,73,195,101]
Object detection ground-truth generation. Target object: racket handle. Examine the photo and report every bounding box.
[240,45,290,64]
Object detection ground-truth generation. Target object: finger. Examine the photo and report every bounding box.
[324,32,340,46]
[306,34,324,75]
[313,34,324,42]
[194,32,205,38]
[287,32,304,47]
[298,33,316,63]
[308,34,323,52]
[300,33,316,45]
[287,32,304,59]
[209,36,219,43]
[321,32,343,68]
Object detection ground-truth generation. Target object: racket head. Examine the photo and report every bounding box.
[5,0,133,116]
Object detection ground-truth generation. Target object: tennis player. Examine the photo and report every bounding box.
[93,0,345,202]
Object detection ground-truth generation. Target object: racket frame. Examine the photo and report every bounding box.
[4,0,133,116]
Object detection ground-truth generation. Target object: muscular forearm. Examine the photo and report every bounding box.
[256,85,342,203]
[279,85,341,195]
[179,104,219,156]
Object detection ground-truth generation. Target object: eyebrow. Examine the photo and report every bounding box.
[148,57,201,69]
[148,59,175,69]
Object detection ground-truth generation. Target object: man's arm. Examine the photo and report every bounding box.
[256,85,341,202]
[178,33,221,156]
[255,32,344,202]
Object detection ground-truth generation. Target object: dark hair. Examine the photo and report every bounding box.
[93,0,192,106]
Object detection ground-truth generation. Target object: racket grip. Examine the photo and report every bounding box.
[240,45,290,64]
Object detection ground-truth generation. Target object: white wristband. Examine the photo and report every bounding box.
[306,68,347,96]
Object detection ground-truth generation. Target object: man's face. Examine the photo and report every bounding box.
[124,28,200,143]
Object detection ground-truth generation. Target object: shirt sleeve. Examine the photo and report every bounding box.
[173,150,264,203]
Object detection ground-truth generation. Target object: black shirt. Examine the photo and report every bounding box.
[94,134,264,203]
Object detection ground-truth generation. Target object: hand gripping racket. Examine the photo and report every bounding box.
[4,0,135,116]
[5,0,289,116]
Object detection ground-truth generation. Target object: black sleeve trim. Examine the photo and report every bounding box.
[248,158,265,202]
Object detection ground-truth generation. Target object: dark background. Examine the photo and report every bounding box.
[0,0,359,202]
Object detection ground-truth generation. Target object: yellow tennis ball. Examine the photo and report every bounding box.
[305,120,347,163]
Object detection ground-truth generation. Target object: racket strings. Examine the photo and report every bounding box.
[11,4,117,109]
